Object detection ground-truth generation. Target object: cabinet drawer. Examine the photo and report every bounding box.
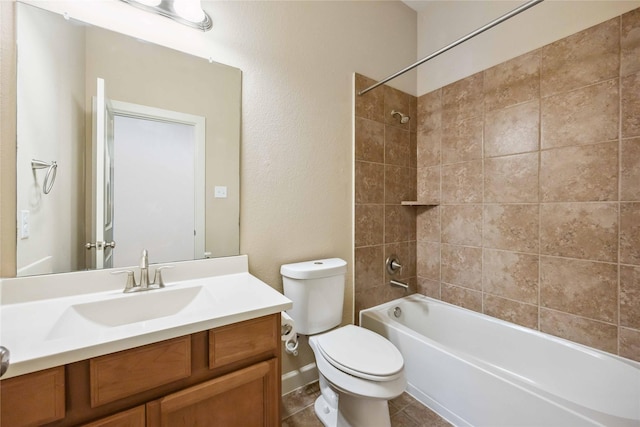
[82,405,145,427]
[0,366,65,426]
[90,336,191,407]
[209,314,278,369]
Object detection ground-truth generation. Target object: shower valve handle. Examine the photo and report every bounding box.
[386,256,403,275]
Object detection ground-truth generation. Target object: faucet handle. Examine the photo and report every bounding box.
[112,270,137,292]
[140,249,149,268]
[152,266,174,288]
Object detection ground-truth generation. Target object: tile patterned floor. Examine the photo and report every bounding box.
[281,382,452,427]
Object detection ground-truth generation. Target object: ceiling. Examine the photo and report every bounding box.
[401,0,430,13]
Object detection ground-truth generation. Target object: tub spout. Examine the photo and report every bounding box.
[390,279,409,291]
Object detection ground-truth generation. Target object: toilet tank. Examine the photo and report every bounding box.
[281,258,347,335]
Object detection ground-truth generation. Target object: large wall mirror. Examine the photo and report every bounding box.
[15,2,241,276]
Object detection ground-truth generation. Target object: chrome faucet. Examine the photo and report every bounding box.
[112,249,173,293]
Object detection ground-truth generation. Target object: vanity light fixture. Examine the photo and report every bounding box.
[120,0,212,31]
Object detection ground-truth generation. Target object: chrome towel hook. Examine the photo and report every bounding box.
[31,159,58,194]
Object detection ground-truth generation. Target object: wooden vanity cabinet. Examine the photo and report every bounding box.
[0,314,281,427]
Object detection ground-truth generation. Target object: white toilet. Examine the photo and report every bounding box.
[281,258,406,427]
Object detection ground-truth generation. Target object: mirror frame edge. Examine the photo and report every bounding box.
[0,0,17,278]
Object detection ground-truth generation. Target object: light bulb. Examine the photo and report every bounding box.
[173,0,205,23]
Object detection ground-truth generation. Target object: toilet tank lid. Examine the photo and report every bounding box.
[280,258,347,279]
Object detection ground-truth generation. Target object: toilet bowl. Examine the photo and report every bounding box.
[281,259,406,427]
[309,325,406,427]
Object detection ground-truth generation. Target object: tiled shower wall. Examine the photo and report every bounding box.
[354,75,418,316]
[355,7,640,361]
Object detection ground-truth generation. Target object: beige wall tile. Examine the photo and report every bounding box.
[484,100,539,158]
[355,117,384,163]
[384,205,414,244]
[483,248,539,304]
[441,283,482,312]
[416,206,440,243]
[355,74,384,122]
[441,115,483,164]
[417,129,441,169]
[417,90,441,168]
[355,245,384,290]
[483,204,539,253]
[441,204,482,246]
[355,161,384,204]
[385,165,415,204]
[621,202,640,265]
[355,204,383,247]
[385,125,411,167]
[416,241,440,281]
[441,160,483,204]
[484,50,540,111]
[417,277,441,299]
[540,142,618,202]
[540,203,618,262]
[417,166,440,204]
[540,256,618,323]
[417,89,442,129]
[385,85,413,131]
[483,294,539,330]
[541,79,619,149]
[541,18,619,97]
[621,265,640,329]
[410,131,417,169]
[621,138,640,201]
[484,152,538,203]
[540,308,618,354]
[619,327,640,362]
[622,72,640,138]
[442,72,483,122]
[622,8,640,77]
[441,244,482,290]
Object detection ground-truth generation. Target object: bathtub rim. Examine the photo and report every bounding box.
[359,294,640,370]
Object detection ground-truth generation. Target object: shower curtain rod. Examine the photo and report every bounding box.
[358,0,544,96]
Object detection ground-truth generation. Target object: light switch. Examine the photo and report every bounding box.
[20,210,29,239]
[214,186,227,198]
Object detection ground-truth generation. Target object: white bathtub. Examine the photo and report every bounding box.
[360,294,640,427]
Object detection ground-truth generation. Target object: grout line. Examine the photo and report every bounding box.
[617,15,623,357]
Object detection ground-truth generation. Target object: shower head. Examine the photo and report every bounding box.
[391,110,410,124]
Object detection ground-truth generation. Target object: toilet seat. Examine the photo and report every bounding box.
[316,325,404,381]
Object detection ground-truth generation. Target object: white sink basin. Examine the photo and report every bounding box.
[46,286,215,340]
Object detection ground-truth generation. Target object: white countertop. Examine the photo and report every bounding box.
[0,255,292,379]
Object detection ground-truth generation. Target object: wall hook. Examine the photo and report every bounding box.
[31,159,58,194]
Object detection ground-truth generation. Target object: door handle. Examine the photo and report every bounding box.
[85,241,116,250]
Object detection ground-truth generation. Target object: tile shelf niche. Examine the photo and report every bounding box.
[400,201,439,206]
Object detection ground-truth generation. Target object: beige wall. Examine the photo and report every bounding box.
[1,0,417,388]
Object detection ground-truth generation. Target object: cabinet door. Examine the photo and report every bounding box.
[81,405,145,427]
[147,359,278,427]
[0,366,65,426]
